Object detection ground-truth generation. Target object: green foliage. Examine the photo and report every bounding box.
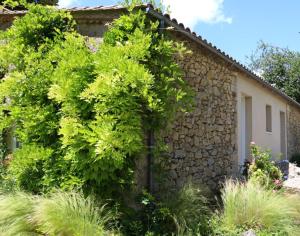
[120,191,175,235]
[0,192,38,236]
[0,134,6,190]
[121,0,166,12]
[249,144,283,189]
[122,183,211,236]
[0,4,75,56]
[0,190,117,236]
[215,180,300,235]
[33,191,116,236]
[164,182,212,235]
[0,5,192,197]
[7,144,53,193]
[0,5,82,193]
[103,10,192,129]
[0,134,6,161]
[0,133,14,193]
[290,153,300,167]
[0,0,58,10]
[248,41,300,103]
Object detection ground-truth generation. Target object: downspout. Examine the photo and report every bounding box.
[147,130,154,194]
[285,103,289,160]
[145,4,165,194]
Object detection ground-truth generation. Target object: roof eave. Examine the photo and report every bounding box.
[146,8,300,110]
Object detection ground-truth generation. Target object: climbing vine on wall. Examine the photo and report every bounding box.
[0,3,193,197]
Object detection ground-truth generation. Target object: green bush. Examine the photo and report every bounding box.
[249,144,283,189]
[0,160,15,193]
[0,190,117,236]
[121,191,176,235]
[2,5,74,51]
[164,182,212,235]
[214,180,300,235]
[7,144,53,193]
[290,153,300,167]
[122,183,211,236]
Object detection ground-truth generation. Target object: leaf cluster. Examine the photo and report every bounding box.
[0,5,193,198]
[249,145,282,189]
[0,0,58,10]
[122,183,211,235]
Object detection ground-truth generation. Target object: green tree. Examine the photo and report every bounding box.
[0,4,192,197]
[248,41,300,103]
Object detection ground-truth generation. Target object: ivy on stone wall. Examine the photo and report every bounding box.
[0,4,193,197]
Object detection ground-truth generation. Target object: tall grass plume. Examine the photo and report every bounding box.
[219,180,300,235]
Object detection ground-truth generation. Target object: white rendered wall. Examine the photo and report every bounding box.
[236,73,288,166]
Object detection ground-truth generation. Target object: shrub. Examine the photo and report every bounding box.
[249,144,283,189]
[164,182,212,235]
[2,4,75,51]
[0,164,16,193]
[7,144,53,193]
[0,190,117,236]
[123,183,211,235]
[215,180,300,235]
[290,153,300,167]
[121,191,175,235]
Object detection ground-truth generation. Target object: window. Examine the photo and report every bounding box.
[266,105,272,132]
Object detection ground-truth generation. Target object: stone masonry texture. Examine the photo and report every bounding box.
[159,33,238,191]
[287,105,300,158]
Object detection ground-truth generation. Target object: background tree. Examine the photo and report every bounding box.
[248,41,300,103]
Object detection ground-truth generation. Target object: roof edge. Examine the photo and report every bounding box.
[146,7,300,110]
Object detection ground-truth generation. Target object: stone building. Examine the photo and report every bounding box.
[1,5,300,190]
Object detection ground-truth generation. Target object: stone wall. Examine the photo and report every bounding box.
[0,16,14,31]
[287,105,300,158]
[159,34,238,191]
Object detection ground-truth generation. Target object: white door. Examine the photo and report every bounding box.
[280,111,287,160]
[240,95,252,166]
[240,96,246,165]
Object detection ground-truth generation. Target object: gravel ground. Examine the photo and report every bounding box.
[284,163,300,190]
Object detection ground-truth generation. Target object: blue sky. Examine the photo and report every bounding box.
[58,0,300,65]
